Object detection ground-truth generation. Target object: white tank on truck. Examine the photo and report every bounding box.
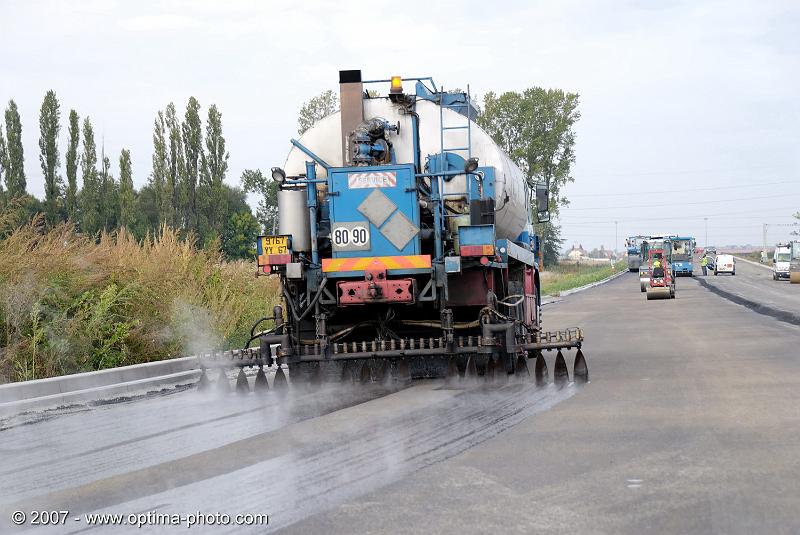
[283,98,531,244]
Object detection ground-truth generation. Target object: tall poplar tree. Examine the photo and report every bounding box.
[79,117,100,234]
[3,100,26,198]
[118,148,135,229]
[181,97,202,234]
[0,128,7,206]
[165,103,183,227]
[98,151,117,231]
[65,110,80,221]
[150,110,168,228]
[39,90,62,225]
[200,104,229,236]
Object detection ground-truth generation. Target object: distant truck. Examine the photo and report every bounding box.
[626,235,647,271]
[671,236,695,276]
[773,243,791,281]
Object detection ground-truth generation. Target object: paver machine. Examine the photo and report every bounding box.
[645,237,675,300]
[201,70,587,391]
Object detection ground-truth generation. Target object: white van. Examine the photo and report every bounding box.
[714,254,735,275]
[773,244,791,280]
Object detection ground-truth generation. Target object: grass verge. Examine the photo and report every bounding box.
[540,261,626,297]
[0,221,280,383]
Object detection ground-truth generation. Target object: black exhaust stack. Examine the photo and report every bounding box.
[339,69,364,166]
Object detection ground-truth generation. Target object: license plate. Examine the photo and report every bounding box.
[259,235,289,255]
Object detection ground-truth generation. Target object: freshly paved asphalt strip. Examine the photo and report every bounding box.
[696,257,800,325]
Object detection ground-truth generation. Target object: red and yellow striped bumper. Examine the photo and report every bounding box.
[321,255,432,273]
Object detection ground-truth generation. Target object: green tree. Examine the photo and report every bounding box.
[240,168,278,233]
[478,88,580,265]
[0,130,5,207]
[79,117,100,234]
[118,149,135,229]
[2,100,26,198]
[132,183,160,240]
[39,90,62,226]
[65,109,80,221]
[222,210,261,259]
[181,97,202,233]
[165,103,184,228]
[98,151,118,231]
[200,104,229,239]
[150,109,168,228]
[298,90,338,135]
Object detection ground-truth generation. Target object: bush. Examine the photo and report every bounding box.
[0,220,279,383]
[540,261,624,296]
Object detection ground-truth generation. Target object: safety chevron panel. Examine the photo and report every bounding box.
[322,255,432,273]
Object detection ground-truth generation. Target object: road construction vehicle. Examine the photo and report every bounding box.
[626,235,648,271]
[670,236,695,276]
[200,71,586,392]
[773,243,792,280]
[645,237,675,300]
[790,241,800,284]
[638,237,650,292]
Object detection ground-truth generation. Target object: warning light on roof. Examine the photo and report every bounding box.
[390,76,403,94]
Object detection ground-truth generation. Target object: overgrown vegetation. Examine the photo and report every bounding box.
[540,262,625,297]
[0,220,279,383]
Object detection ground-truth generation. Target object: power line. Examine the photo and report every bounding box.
[562,216,799,226]
[558,205,800,223]
[571,165,792,179]
[566,179,800,198]
[565,193,789,211]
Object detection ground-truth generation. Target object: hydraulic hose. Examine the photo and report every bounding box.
[283,277,329,323]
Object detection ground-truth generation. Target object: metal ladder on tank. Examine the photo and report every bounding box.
[437,86,475,237]
[438,84,473,176]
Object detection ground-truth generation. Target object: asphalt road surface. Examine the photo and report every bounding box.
[696,258,800,324]
[3,272,800,534]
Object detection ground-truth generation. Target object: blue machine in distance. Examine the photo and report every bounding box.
[670,236,696,276]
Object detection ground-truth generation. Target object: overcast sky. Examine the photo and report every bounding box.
[1,0,798,250]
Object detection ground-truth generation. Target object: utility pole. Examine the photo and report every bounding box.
[704,217,708,248]
[763,223,799,249]
[614,220,618,264]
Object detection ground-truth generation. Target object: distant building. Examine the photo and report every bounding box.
[566,244,588,261]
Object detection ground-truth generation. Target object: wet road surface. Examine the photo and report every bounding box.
[285,273,800,534]
[3,272,800,534]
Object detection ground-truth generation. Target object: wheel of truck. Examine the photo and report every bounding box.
[714,270,718,275]
[732,270,735,276]
[640,283,646,293]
